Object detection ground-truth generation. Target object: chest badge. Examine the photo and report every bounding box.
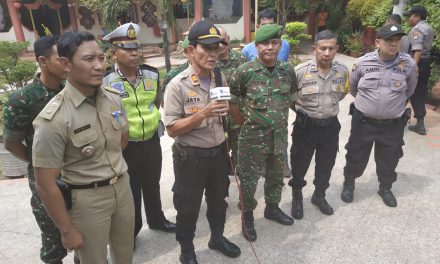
[304,73,313,79]
[190,74,200,85]
[398,60,406,70]
[143,78,154,91]
[395,81,402,88]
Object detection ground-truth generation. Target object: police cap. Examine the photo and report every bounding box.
[403,5,427,17]
[103,23,140,49]
[188,21,226,46]
[377,24,406,39]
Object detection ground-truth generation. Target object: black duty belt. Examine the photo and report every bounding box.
[354,108,400,125]
[307,116,338,126]
[177,142,225,158]
[69,174,123,189]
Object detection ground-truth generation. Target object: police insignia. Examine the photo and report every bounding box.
[189,106,201,113]
[395,81,401,87]
[304,73,313,79]
[191,74,200,85]
[335,72,342,77]
[209,26,217,35]
[127,25,136,39]
[398,60,406,70]
[187,90,197,97]
[352,64,357,71]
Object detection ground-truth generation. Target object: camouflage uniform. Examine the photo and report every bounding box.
[2,74,66,264]
[229,60,297,211]
[217,49,247,170]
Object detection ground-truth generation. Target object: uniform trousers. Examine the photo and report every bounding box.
[123,133,165,237]
[69,173,135,264]
[29,169,67,264]
[172,143,229,253]
[343,109,404,190]
[288,119,341,194]
[238,143,284,211]
[410,59,431,118]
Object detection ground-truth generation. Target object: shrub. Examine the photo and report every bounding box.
[282,21,311,57]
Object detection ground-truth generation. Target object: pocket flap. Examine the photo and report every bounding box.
[71,129,98,147]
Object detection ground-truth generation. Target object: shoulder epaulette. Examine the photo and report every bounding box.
[295,60,312,71]
[139,63,159,73]
[104,86,121,94]
[38,90,65,120]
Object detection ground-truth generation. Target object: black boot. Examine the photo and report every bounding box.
[409,117,427,135]
[341,178,355,203]
[179,252,198,264]
[377,188,397,207]
[291,189,303,219]
[311,191,334,215]
[264,204,294,225]
[208,226,241,258]
[242,211,257,242]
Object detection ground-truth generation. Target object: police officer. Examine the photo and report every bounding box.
[340,25,418,207]
[385,14,410,54]
[229,24,297,242]
[32,32,135,263]
[163,21,241,264]
[289,30,349,219]
[404,5,435,135]
[102,23,176,240]
[2,36,67,264]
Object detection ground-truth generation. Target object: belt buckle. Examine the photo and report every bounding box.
[109,176,119,185]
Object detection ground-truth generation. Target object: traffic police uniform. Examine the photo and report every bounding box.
[163,21,240,263]
[103,23,175,237]
[341,25,418,207]
[2,74,67,263]
[289,59,349,218]
[404,6,435,135]
[32,82,135,263]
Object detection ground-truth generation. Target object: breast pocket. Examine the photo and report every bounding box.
[184,104,208,130]
[70,129,98,157]
[331,84,345,104]
[358,73,379,90]
[247,86,268,110]
[300,85,319,107]
[390,73,407,93]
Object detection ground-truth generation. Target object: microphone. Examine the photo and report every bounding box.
[210,86,231,101]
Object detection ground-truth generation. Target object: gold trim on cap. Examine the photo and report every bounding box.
[112,40,140,45]
[197,34,221,40]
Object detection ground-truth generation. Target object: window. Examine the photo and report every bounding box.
[203,0,242,24]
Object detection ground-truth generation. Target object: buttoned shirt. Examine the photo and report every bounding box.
[408,20,435,59]
[295,59,349,119]
[32,81,128,185]
[350,50,418,119]
[163,64,227,148]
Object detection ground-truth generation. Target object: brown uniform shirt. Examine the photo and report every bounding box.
[163,64,227,148]
[32,81,128,185]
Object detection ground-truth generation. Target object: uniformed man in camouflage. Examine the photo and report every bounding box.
[341,24,418,207]
[103,23,176,241]
[2,36,68,264]
[216,26,247,173]
[289,30,349,220]
[404,5,435,135]
[229,24,297,242]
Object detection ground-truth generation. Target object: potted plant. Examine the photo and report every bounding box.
[282,21,312,61]
[0,41,37,178]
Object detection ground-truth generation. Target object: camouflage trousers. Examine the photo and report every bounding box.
[227,127,240,173]
[237,146,285,211]
[28,171,67,264]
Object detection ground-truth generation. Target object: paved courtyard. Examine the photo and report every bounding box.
[1,53,440,264]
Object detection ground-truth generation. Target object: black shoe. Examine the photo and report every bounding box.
[242,211,257,242]
[208,234,241,258]
[179,252,198,264]
[409,125,427,135]
[291,189,303,220]
[377,189,397,207]
[264,204,294,225]
[341,185,355,203]
[311,192,334,215]
[149,219,176,233]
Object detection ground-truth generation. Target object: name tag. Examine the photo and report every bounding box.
[302,86,319,95]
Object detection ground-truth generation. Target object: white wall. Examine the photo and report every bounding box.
[213,16,244,42]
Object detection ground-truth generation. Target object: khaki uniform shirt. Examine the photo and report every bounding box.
[409,20,435,59]
[295,60,349,119]
[350,51,418,119]
[32,81,128,185]
[163,64,227,148]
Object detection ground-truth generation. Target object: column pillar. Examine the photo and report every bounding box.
[194,0,202,22]
[243,0,250,43]
[7,0,25,42]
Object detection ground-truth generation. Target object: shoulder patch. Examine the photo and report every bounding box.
[351,64,357,71]
[104,86,121,94]
[38,91,65,120]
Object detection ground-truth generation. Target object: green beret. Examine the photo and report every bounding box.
[254,24,283,43]
[181,37,189,49]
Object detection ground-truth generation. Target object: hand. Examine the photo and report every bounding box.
[202,100,229,118]
[61,226,84,251]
